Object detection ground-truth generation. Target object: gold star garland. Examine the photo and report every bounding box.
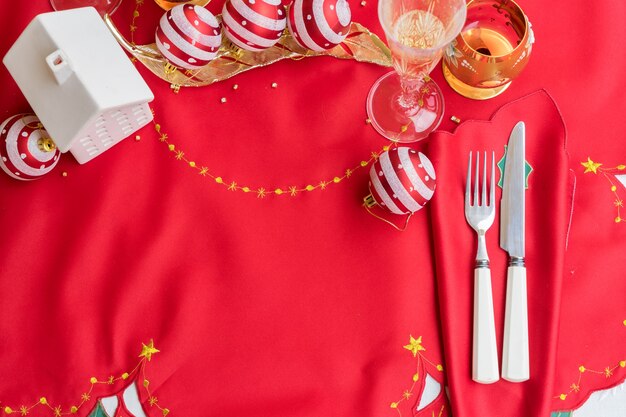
[1,340,169,417]
[391,336,444,416]
[152,114,389,197]
[581,157,626,223]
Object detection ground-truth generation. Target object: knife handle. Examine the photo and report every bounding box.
[502,265,530,382]
[473,267,500,384]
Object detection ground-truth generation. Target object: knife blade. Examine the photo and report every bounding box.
[500,121,530,382]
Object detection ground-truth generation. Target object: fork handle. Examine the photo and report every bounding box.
[473,267,500,384]
[502,265,530,382]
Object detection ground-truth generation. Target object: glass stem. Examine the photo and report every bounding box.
[397,75,423,110]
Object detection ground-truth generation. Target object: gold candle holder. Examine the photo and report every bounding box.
[442,0,534,100]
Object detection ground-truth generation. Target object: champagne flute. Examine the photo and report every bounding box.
[367,0,466,143]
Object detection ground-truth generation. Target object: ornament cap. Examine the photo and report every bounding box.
[363,193,376,208]
[38,137,57,153]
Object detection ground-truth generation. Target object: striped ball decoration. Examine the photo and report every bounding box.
[155,4,222,70]
[287,0,352,51]
[367,147,436,215]
[222,0,287,52]
[0,114,61,181]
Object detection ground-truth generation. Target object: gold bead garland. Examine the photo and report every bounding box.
[152,113,391,198]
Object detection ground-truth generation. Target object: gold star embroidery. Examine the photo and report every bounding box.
[581,157,602,174]
[570,383,580,392]
[345,168,353,178]
[139,340,160,361]
[289,186,298,196]
[54,406,62,417]
[228,181,237,191]
[130,25,137,32]
[319,181,328,190]
[175,150,185,160]
[257,188,267,198]
[199,167,209,176]
[403,335,425,357]
[604,367,613,378]
[81,393,90,402]
[149,397,158,406]
[19,406,28,416]
[402,390,412,399]
[615,199,623,207]
[159,133,168,142]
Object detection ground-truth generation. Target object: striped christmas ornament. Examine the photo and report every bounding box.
[222,0,287,52]
[155,4,222,70]
[367,147,436,215]
[0,114,61,181]
[287,0,352,51]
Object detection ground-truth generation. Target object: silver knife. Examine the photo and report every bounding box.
[500,121,530,382]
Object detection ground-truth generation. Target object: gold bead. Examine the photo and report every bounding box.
[360,161,368,167]
[4,406,13,414]
[40,398,47,405]
[143,379,150,387]
[333,177,341,183]
[189,161,196,168]
[436,364,443,371]
[579,366,586,373]
[620,360,626,368]
[242,187,251,193]
[162,409,170,416]
[616,216,622,223]
[559,394,567,400]
[305,185,315,191]
[122,373,129,380]
[275,189,283,195]
[215,177,223,184]
[618,165,625,170]
[90,377,98,384]
[412,373,419,382]
[612,185,617,191]
[70,406,78,414]
[168,144,175,151]
[390,402,398,409]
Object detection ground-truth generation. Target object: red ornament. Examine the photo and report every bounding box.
[155,4,222,70]
[367,147,436,215]
[0,114,61,181]
[222,0,287,52]
[287,0,351,51]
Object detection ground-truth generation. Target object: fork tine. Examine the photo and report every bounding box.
[466,152,472,207]
[474,151,479,206]
[482,151,487,207]
[490,151,495,206]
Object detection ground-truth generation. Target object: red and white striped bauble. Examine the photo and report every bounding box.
[0,114,60,181]
[155,4,222,70]
[287,0,351,51]
[222,0,287,52]
[368,147,436,215]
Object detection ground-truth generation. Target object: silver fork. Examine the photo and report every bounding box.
[465,151,499,384]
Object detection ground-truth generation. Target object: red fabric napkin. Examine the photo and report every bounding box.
[426,90,572,417]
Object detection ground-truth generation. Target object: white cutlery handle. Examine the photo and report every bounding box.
[473,267,500,384]
[502,265,530,382]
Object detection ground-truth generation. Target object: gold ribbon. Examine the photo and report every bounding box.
[104,15,392,88]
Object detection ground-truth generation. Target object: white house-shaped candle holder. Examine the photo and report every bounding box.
[3,7,154,164]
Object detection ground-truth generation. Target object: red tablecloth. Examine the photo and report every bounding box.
[0,1,624,417]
